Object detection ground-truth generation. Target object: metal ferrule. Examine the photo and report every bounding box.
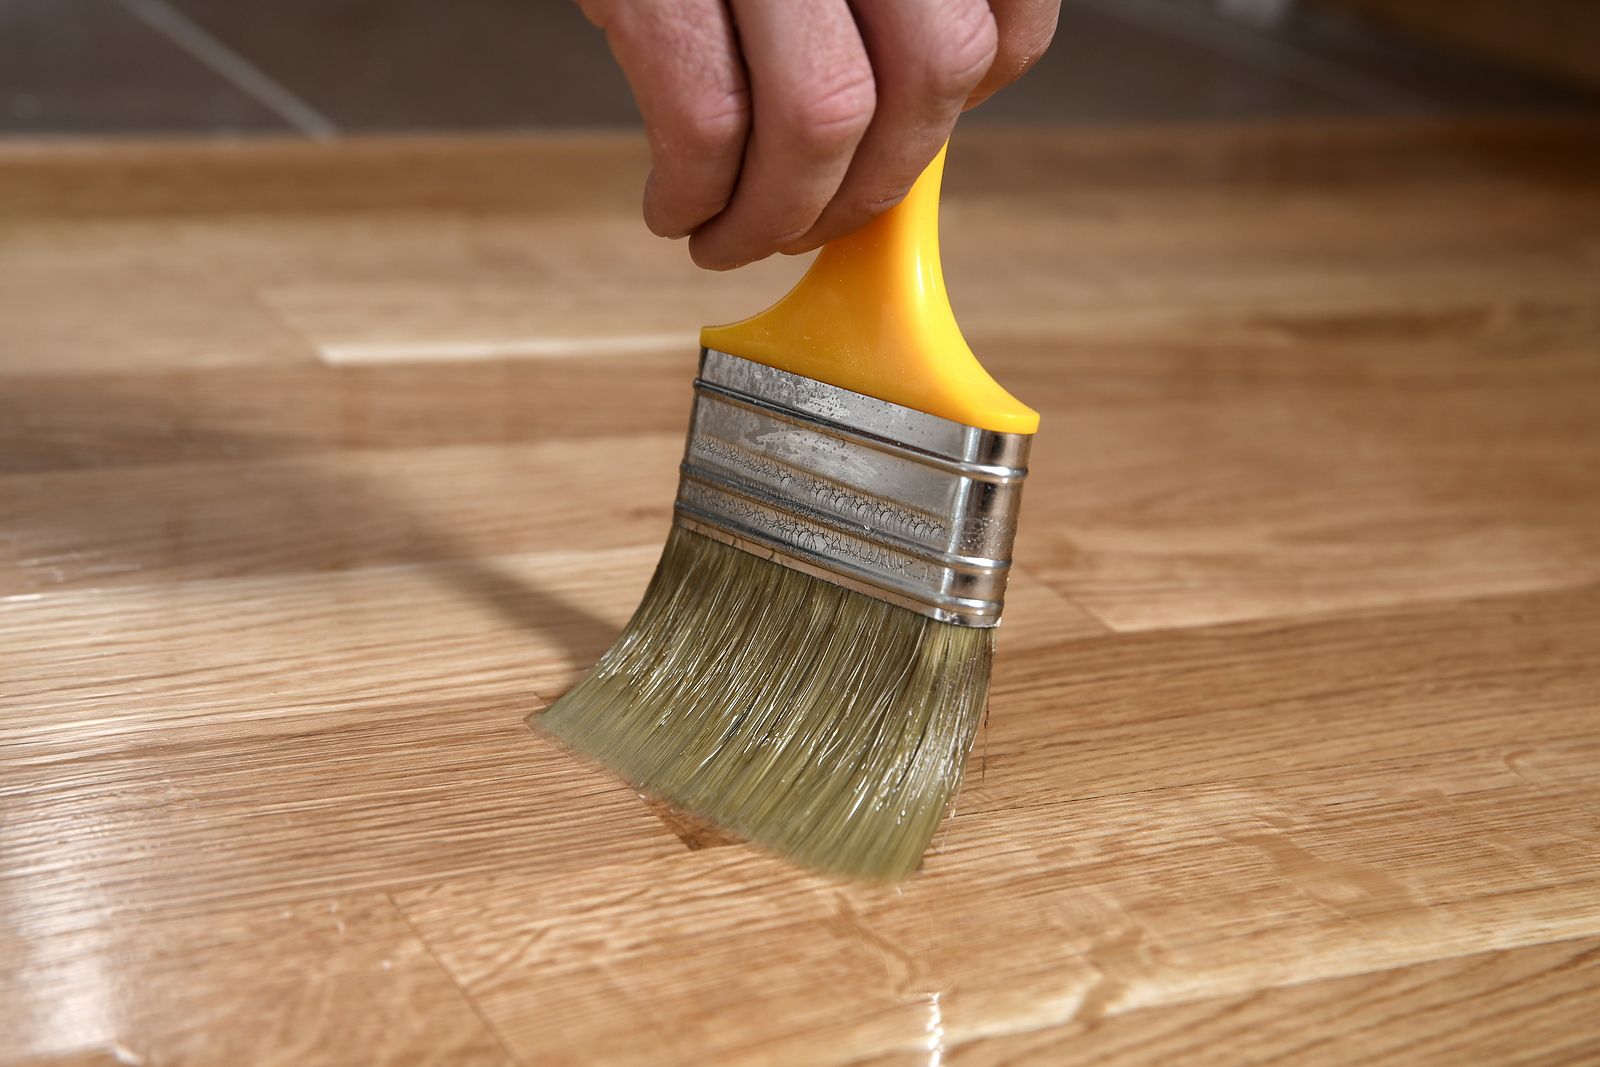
[672,349,1032,627]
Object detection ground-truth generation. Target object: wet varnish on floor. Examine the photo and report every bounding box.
[3,122,1600,1066]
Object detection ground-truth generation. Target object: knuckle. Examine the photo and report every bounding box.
[923,2,999,98]
[780,68,877,152]
[673,89,750,152]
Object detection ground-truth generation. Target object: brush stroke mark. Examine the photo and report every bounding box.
[1226,831,1425,923]
[826,893,928,998]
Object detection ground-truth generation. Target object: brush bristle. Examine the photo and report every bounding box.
[533,526,992,881]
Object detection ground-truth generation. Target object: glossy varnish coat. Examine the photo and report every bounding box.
[3,122,1599,1066]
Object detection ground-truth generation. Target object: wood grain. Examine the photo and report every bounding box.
[393,587,1600,1067]
[0,894,512,1067]
[0,438,680,594]
[0,357,692,474]
[857,937,1600,1066]
[3,122,1598,1065]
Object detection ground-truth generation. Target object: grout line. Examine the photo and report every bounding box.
[1067,0,1438,114]
[116,0,341,140]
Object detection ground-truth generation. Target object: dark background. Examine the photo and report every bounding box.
[5,0,1599,137]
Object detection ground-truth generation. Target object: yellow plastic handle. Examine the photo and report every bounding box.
[699,144,1039,435]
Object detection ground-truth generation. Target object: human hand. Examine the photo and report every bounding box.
[579,0,1059,269]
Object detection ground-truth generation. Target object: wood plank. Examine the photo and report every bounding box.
[0,537,1109,929]
[966,582,1600,811]
[0,135,650,219]
[0,893,511,1067]
[1002,315,1600,629]
[0,221,318,372]
[0,554,1101,1056]
[8,123,1595,221]
[857,937,1600,1066]
[7,123,1597,374]
[0,547,687,929]
[391,585,1600,1067]
[8,123,1596,625]
[0,356,692,475]
[0,209,807,372]
[8,316,1598,622]
[258,239,807,367]
[12,1051,132,1067]
[0,438,680,595]
[4,123,1600,1065]
[0,136,806,375]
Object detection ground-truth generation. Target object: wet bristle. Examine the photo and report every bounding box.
[533,526,992,881]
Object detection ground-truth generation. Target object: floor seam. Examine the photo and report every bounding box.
[387,890,527,1067]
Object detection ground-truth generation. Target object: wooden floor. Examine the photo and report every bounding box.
[3,121,1599,1067]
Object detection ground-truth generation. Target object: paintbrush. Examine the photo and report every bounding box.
[534,142,1037,880]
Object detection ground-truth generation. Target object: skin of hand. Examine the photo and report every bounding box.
[578,0,1060,270]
